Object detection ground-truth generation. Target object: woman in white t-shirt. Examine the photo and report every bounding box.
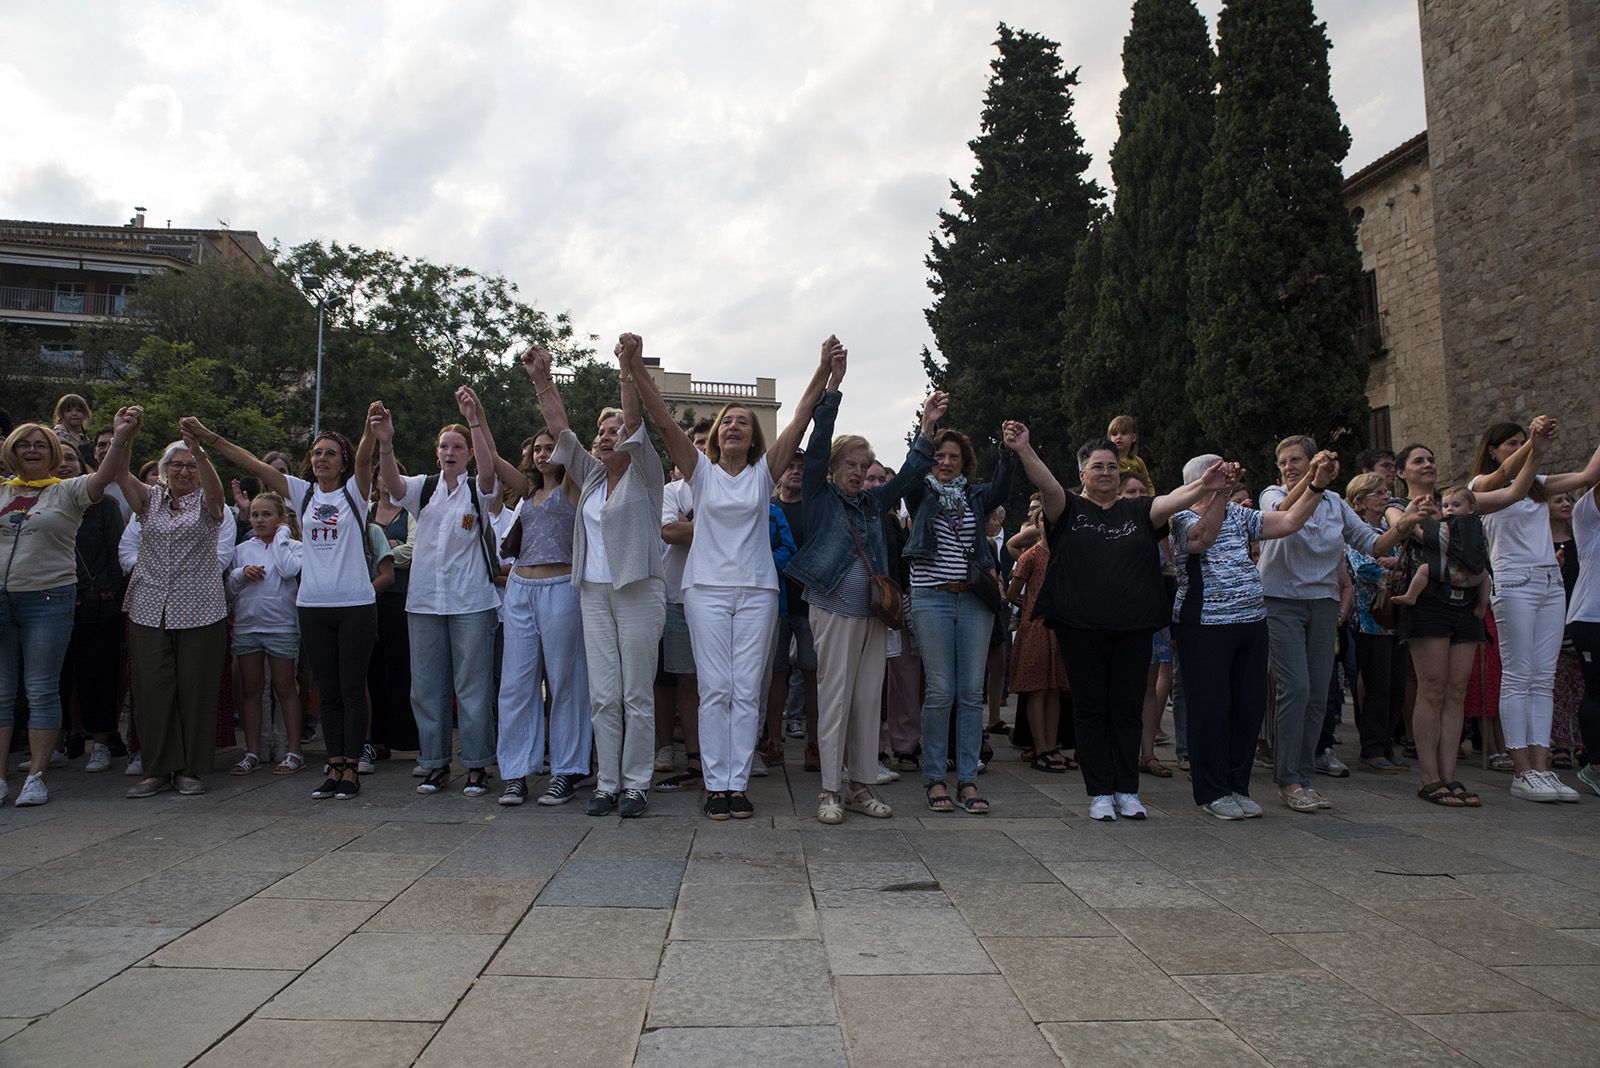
[1470,418,1600,802]
[0,419,122,807]
[1563,488,1600,796]
[189,410,385,801]
[629,335,834,820]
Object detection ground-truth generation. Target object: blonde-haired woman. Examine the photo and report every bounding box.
[786,354,944,822]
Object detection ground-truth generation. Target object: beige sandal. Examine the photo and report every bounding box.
[272,753,305,776]
[844,787,893,819]
[817,791,844,824]
[230,753,260,776]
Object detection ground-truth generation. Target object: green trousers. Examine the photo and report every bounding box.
[130,620,227,778]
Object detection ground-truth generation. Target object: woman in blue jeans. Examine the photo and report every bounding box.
[0,419,124,806]
[903,421,1018,814]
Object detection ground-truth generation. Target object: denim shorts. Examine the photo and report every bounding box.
[233,631,300,659]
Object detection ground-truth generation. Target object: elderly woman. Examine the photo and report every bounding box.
[630,334,830,821]
[107,408,231,799]
[524,338,666,818]
[1171,452,1348,818]
[372,388,505,798]
[0,420,122,805]
[1009,430,1234,822]
[784,351,943,823]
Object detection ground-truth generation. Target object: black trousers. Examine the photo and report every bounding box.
[1568,621,1600,761]
[1174,620,1269,806]
[300,604,377,761]
[366,591,418,751]
[1353,632,1406,759]
[1056,626,1152,797]
[60,604,123,734]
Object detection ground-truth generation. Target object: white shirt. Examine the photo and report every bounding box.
[1567,490,1600,624]
[491,503,517,620]
[288,475,376,608]
[581,482,614,584]
[227,528,303,635]
[1471,474,1556,572]
[105,481,133,523]
[661,478,694,603]
[683,459,778,591]
[394,471,501,615]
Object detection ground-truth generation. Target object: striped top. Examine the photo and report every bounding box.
[1170,503,1265,625]
[910,508,974,587]
[807,552,872,618]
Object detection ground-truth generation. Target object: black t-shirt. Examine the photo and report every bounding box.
[775,496,808,618]
[1035,493,1168,632]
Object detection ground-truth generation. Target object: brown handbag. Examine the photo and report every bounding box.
[849,525,905,629]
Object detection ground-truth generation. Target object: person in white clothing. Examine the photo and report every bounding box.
[629,334,835,820]
[226,491,305,777]
[371,388,505,799]
[1469,417,1600,802]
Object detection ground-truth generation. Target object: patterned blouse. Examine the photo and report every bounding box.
[125,484,227,629]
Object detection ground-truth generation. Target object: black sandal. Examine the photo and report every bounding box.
[1446,781,1482,807]
[656,751,703,792]
[956,781,990,815]
[1417,780,1465,807]
[925,781,955,813]
[1030,750,1068,774]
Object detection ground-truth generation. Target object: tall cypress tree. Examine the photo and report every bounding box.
[1070,0,1214,486]
[925,23,1104,475]
[1059,220,1106,448]
[1188,0,1368,480]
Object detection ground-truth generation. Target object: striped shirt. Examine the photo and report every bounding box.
[910,508,975,587]
[807,552,872,618]
[1170,503,1266,626]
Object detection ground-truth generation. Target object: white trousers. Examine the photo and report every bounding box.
[1491,565,1565,750]
[685,585,778,791]
[497,574,590,780]
[811,606,887,793]
[581,578,666,794]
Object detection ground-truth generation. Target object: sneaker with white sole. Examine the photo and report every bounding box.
[125,753,144,776]
[1302,787,1333,810]
[1202,795,1245,820]
[538,773,584,806]
[1577,765,1600,797]
[84,743,112,773]
[875,763,901,784]
[1233,793,1264,818]
[358,743,378,775]
[499,777,527,806]
[1537,770,1580,803]
[654,747,675,772]
[1280,785,1320,812]
[1088,794,1118,822]
[750,753,768,778]
[411,763,427,777]
[619,789,648,818]
[1510,771,1560,802]
[18,750,67,773]
[15,773,48,807]
[1113,792,1147,820]
[0,777,8,805]
[1314,749,1350,777]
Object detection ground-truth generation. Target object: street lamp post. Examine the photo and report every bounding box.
[299,275,346,438]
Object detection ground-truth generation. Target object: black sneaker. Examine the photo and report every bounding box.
[728,792,754,819]
[463,769,490,797]
[538,773,584,806]
[499,777,527,806]
[619,789,648,818]
[585,790,618,816]
[704,791,731,821]
[358,743,378,774]
[334,774,360,800]
[311,773,340,800]
[416,767,451,795]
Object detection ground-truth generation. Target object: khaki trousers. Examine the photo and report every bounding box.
[811,606,887,793]
[130,620,227,779]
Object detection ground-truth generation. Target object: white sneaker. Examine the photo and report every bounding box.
[1537,770,1580,803]
[84,743,112,773]
[1510,771,1560,802]
[750,753,769,778]
[1113,792,1147,820]
[411,763,427,778]
[654,746,675,772]
[1202,795,1245,820]
[1232,793,1264,818]
[0,777,9,805]
[1089,794,1118,822]
[15,773,48,807]
[357,743,377,775]
[1314,749,1350,777]
[125,753,144,776]
[18,749,67,773]
[875,763,901,784]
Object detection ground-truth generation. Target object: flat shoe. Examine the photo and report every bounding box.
[127,777,171,799]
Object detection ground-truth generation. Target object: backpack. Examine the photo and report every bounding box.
[300,481,379,580]
[417,472,500,584]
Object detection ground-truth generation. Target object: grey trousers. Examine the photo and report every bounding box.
[1265,597,1338,787]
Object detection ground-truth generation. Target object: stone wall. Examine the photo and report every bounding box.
[1419,0,1600,476]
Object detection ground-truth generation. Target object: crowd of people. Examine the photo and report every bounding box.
[3,352,1600,826]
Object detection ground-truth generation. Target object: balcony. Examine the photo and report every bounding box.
[0,285,128,319]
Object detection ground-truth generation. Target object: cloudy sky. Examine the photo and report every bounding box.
[2,1,1425,453]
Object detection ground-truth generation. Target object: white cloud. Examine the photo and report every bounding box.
[0,0,1424,459]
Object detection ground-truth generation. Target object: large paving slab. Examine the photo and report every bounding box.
[0,925,185,1016]
[490,906,670,979]
[983,936,1212,1022]
[1040,1020,1271,1067]
[669,879,819,940]
[192,1020,438,1067]
[634,1025,847,1068]
[257,932,502,1021]
[836,974,1061,1067]
[819,905,995,975]
[360,876,541,933]
[150,897,382,970]
[535,858,685,908]
[414,976,649,1067]
[649,940,835,1027]
[1407,1009,1600,1067]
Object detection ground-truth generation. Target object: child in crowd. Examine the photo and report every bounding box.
[1108,414,1153,493]
[1392,486,1492,618]
[226,492,306,774]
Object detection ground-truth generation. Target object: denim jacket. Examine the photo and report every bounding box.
[783,390,935,597]
[901,446,1015,573]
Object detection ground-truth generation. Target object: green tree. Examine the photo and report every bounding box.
[1059,219,1106,455]
[1075,0,1214,485]
[924,23,1105,485]
[1188,0,1368,480]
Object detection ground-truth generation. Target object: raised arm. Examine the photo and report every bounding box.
[184,416,289,500]
[875,390,946,509]
[103,406,146,513]
[1261,457,1334,538]
[1004,421,1066,523]
[455,386,501,496]
[621,334,700,479]
[1543,435,1600,496]
[521,343,572,441]
[765,336,839,480]
[1151,460,1236,528]
[1474,419,1549,513]
[614,337,642,436]
[492,455,532,502]
[181,422,227,523]
[352,416,375,501]
[368,402,403,504]
[1181,491,1231,552]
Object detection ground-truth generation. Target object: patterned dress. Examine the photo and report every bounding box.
[1008,542,1069,693]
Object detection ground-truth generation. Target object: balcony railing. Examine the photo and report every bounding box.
[687,380,758,398]
[0,285,128,317]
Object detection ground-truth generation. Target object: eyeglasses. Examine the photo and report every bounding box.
[166,462,199,472]
[1083,463,1119,474]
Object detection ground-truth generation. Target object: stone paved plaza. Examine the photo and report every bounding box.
[4,726,1600,1067]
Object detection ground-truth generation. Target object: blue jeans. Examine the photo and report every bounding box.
[911,588,992,782]
[0,584,77,730]
[408,608,499,769]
